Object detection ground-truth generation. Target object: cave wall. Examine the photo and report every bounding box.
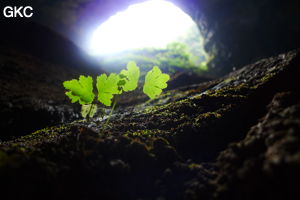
[1,0,300,76]
[176,0,300,75]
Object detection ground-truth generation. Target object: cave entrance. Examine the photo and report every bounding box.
[88,0,208,73]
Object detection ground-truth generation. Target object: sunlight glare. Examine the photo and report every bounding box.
[89,0,195,55]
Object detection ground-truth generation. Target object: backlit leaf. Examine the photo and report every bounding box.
[143,66,170,99]
[97,73,121,106]
[120,61,140,91]
[63,75,94,105]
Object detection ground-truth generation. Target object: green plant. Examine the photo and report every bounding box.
[63,61,170,121]
[98,42,210,73]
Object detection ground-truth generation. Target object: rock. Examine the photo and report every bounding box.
[214,91,300,200]
[0,49,299,199]
[0,46,97,140]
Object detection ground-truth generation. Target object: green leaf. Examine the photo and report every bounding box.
[81,104,97,118]
[143,66,170,99]
[97,73,121,106]
[63,75,94,105]
[120,61,140,92]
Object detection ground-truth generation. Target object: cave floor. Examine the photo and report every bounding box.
[0,50,300,200]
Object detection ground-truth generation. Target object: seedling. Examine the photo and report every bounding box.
[63,61,170,123]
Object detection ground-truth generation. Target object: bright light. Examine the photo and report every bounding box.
[89,0,195,55]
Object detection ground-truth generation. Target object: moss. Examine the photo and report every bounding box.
[131,129,158,137]
[261,72,276,82]
[124,130,169,142]
[195,112,222,123]
[188,163,202,170]
[135,83,252,142]
[22,124,71,138]
[206,83,251,97]
[222,77,236,84]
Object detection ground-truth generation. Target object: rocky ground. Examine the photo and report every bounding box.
[0,49,299,200]
[0,47,79,140]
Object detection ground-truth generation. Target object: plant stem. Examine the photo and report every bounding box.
[107,100,117,125]
[86,104,93,122]
[101,99,117,133]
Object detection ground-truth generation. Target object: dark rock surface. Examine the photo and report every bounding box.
[177,0,300,75]
[0,20,102,72]
[215,91,300,200]
[0,49,299,199]
[0,11,108,140]
[0,45,102,140]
